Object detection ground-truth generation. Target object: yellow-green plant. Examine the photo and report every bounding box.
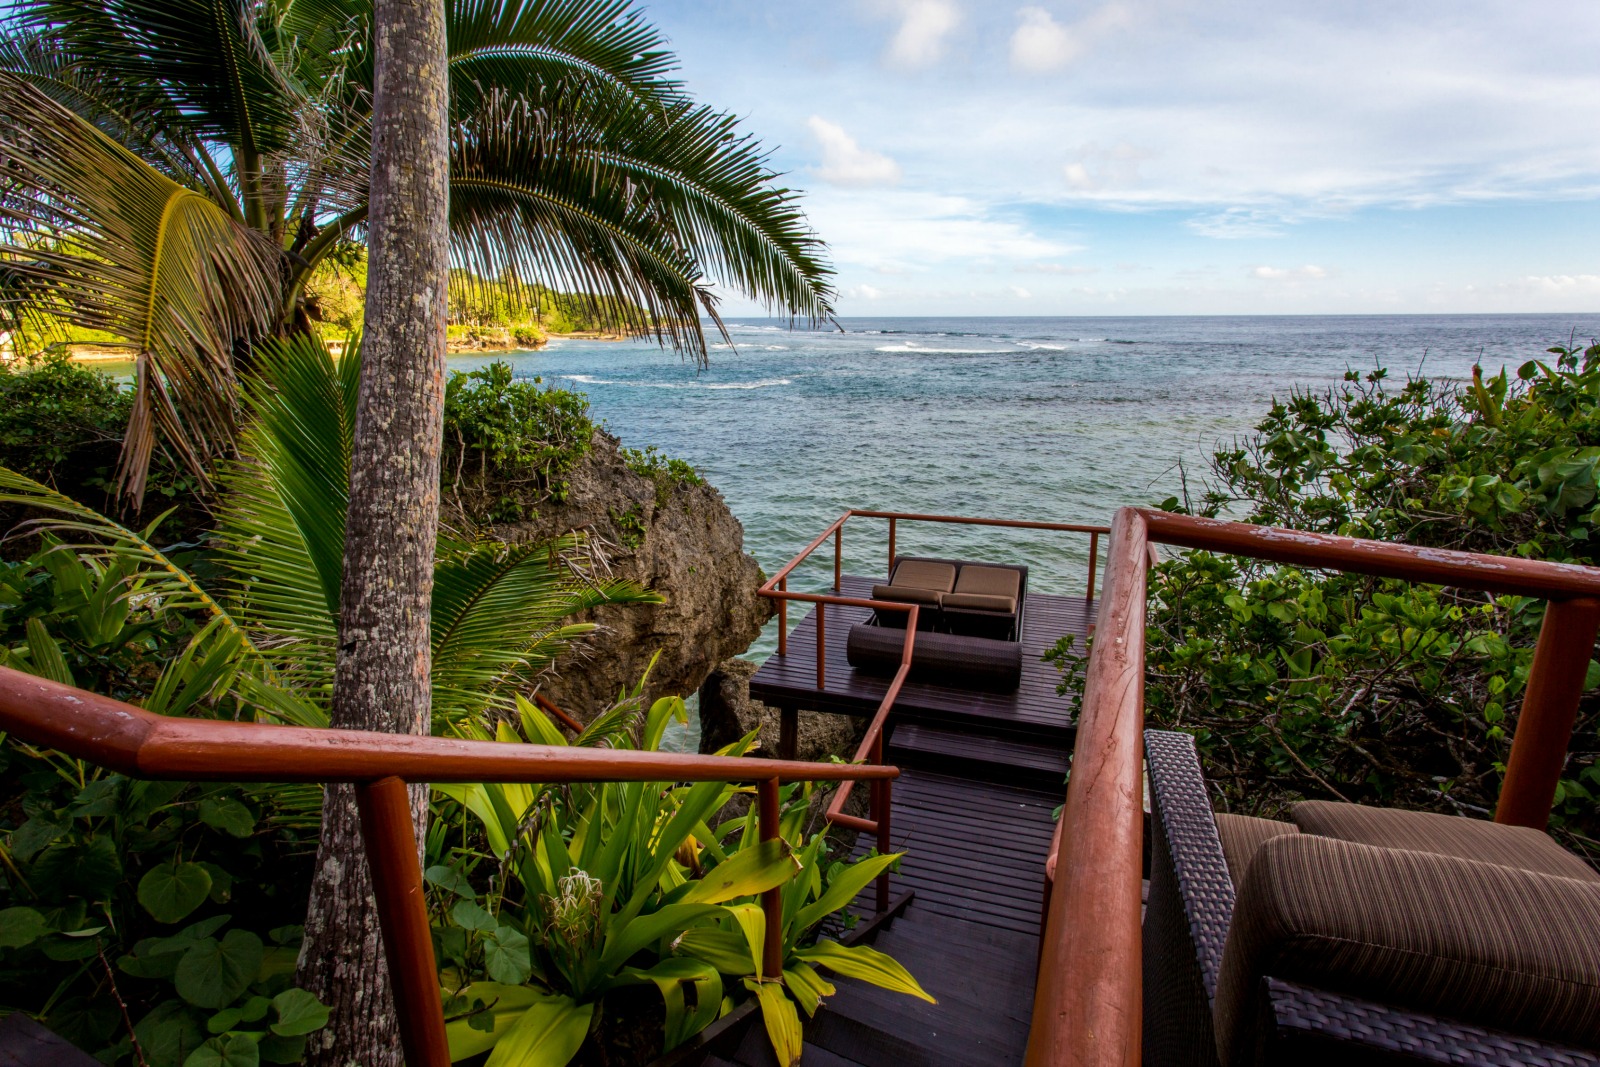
[434,688,932,1067]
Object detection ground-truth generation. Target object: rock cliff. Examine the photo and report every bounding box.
[489,429,773,718]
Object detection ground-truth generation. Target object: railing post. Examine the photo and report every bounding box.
[1496,596,1600,828]
[354,776,450,1067]
[816,602,827,689]
[779,707,798,761]
[872,730,892,914]
[887,517,897,577]
[777,576,787,657]
[757,777,784,980]
[835,526,842,591]
[1087,531,1099,602]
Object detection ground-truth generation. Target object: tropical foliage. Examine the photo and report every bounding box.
[0,0,835,501]
[430,685,932,1067]
[1049,344,1600,860]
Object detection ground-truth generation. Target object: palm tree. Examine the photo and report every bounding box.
[0,0,834,504]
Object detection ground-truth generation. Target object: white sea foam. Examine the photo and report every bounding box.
[875,343,1005,354]
[704,378,792,390]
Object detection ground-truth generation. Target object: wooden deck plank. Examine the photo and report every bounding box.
[749,576,1092,740]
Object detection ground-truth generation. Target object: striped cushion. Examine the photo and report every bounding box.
[1291,800,1600,882]
[870,583,942,606]
[1214,833,1600,1064]
[953,565,1021,599]
[1213,813,1298,887]
[887,559,957,592]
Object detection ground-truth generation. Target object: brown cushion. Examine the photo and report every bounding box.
[887,559,957,593]
[1215,833,1600,1064]
[941,592,1015,613]
[870,583,942,606]
[953,565,1021,599]
[1291,801,1599,883]
[1214,813,1298,888]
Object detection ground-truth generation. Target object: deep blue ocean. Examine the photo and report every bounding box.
[453,314,1600,663]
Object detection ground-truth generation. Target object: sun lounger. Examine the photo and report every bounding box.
[1143,728,1600,1066]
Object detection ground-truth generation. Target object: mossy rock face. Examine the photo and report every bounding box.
[489,430,774,717]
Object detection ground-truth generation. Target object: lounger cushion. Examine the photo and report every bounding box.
[1291,801,1600,883]
[870,583,943,606]
[942,592,1016,613]
[1213,813,1298,887]
[1215,834,1600,1063]
[846,622,1022,692]
[887,559,957,592]
[953,565,1022,599]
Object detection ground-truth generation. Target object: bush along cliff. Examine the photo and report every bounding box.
[1049,343,1600,862]
[443,362,773,718]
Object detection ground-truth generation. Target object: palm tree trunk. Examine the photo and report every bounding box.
[295,0,450,1058]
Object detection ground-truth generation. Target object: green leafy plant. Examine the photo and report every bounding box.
[442,363,596,523]
[430,686,932,1066]
[1048,344,1600,861]
[622,446,704,508]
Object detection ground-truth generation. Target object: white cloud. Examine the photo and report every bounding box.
[881,0,960,68]
[1250,265,1328,280]
[807,117,902,187]
[1513,274,1600,294]
[1062,141,1151,192]
[1010,7,1079,72]
[1011,4,1131,74]
[1009,285,1033,298]
[845,284,885,300]
[1187,209,1291,239]
[1016,262,1098,275]
[803,189,1079,275]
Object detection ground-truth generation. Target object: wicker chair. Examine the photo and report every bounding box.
[1143,729,1600,1067]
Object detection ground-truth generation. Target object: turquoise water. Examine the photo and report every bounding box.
[452,313,1600,668]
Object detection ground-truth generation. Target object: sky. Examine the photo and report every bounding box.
[643,0,1600,317]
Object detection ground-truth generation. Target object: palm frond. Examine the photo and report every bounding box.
[0,72,284,502]
[430,533,661,723]
[215,332,355,704]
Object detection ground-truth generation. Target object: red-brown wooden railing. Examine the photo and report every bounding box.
[1026,508,1600,1067]
[757,509,1111,912]
[0,667,899,1067]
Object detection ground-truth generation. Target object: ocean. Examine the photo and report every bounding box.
[453,313,1600,668]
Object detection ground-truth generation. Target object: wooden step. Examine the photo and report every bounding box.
[887,721,1069,791]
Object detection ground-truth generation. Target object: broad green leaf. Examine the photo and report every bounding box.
[484,926,534,985]
[182,1033,259,1067]
[792,852,901,935]
[452,900,498,932]
[795,940,935,1003]
[268,989,329,1037]
[175,931,265,1009]
[424,865,474,898]
[672,928,756,976]
[516,694,569,747]
[679,840,797,906]
[198,798,256,838]
[598,903,722,973]
[743,978,802,1067]
[620,958,721,1051]
[139,863,214,924]
[783,963,835,1018]
[722,903,765,979]
[483,994,593,1067]
[134,1001,207,1067]
[443,984,549,1062]
[0,906,50,949]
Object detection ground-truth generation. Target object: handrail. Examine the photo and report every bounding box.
[0,665,899,1067]
[757,509,1112,921]
[1025,508,1600,1066]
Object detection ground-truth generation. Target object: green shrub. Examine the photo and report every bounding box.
[0,356,205,542]
[1050,344,1600,861]
[442,362,595,523]
[623,445,704,508]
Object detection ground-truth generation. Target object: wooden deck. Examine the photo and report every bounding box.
[749,574,1094,741]
[694,578,1095,1067]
